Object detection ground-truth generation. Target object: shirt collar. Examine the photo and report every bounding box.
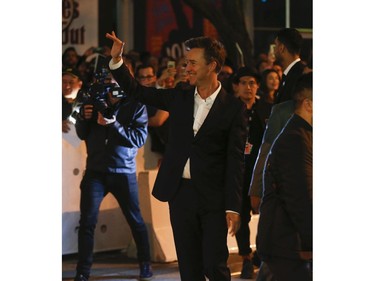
[194,82,222,103]
[284,58,301,76]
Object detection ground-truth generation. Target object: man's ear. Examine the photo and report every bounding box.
[304,98,313,113]
[209,61,217,73]
[278,43,286,54]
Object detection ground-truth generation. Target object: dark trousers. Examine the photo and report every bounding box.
[168,179,231,281]
[76,170,151,277]
[235,175,252,256]
[235,194,251,256]
[267,256,312,281]
[256,262,276,281]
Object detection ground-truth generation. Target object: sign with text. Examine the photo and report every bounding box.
[62,0,98,55]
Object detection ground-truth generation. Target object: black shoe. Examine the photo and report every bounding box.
[74,274,89,281]
[240,258,254,279]
[139,262,153,281]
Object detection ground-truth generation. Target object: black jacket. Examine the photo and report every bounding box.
[275,61,306,104]
[111,63,247,213]
[257,114,312,260]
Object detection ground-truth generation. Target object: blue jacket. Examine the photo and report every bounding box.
[75,98,148,174]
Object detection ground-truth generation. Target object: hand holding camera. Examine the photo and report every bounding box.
[97,112,116,126]
[77,56,126,121]
[62,120,71,133]
[81,104,94,120]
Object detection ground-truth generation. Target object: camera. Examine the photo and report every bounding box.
[78,54,126,119]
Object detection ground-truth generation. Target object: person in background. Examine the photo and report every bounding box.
[256,69,280,127]
[256,72,313,281]
[173,56,190,86]
[156,65,177,89]
[106,31,247,281]
[256,57,272,75]
[62,67,83,133]
[135,64,157,88]
[139,51,160,75]
[273,28,306,104]
[231,67,264,279]
[218,63,234,95]
[73,72,152,281]
[250,27,307,214]
[272,62,283,81]
[63,47,80,69]
[135,64,170,156]
[249,28,307,281]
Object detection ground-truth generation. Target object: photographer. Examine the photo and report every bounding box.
[73,72,153,281]
[62,67,83,133]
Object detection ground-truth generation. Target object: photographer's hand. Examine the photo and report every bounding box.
[81,104,94,120]
[62,120,71,133]
[97,112,116,126]
[105,31,125,64]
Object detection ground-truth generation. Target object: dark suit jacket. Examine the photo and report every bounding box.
[275,61,306,104]
[111,63,247,213]
[256,114,312,260]
[249,100,294,198]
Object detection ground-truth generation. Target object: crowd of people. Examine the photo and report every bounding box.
[62,27,312,281]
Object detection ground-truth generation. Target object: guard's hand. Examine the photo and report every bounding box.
[226,212,241,236]
[81,104,94,120]
[105,31,125,63]
[97,112,116,126]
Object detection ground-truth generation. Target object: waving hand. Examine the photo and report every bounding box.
[105,31,125,64]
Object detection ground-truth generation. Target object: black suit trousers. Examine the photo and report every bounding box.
[267,256,312,281]
[168,179,231,281]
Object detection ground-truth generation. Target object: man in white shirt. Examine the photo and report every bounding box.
[106,31,247,281]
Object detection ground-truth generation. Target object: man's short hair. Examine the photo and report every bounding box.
[276,28,303,56]
[135,64,155,78]
[184,36,226,73]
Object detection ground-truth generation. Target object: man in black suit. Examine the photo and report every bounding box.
[106,31,247,281]
[249,28,309,281]
[250,27,307,213]
[256,72,313,281]
[274,28,306,104]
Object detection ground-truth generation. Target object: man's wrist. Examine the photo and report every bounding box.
[113,56,122,64]
[109,58,124,70]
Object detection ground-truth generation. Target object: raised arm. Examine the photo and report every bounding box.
[105,31,125,64]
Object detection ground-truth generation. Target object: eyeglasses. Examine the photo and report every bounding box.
[138,75,154,80]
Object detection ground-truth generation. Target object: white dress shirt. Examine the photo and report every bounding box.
[182,83,221,179]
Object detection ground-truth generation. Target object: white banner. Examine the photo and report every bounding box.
[62,0,98,55]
